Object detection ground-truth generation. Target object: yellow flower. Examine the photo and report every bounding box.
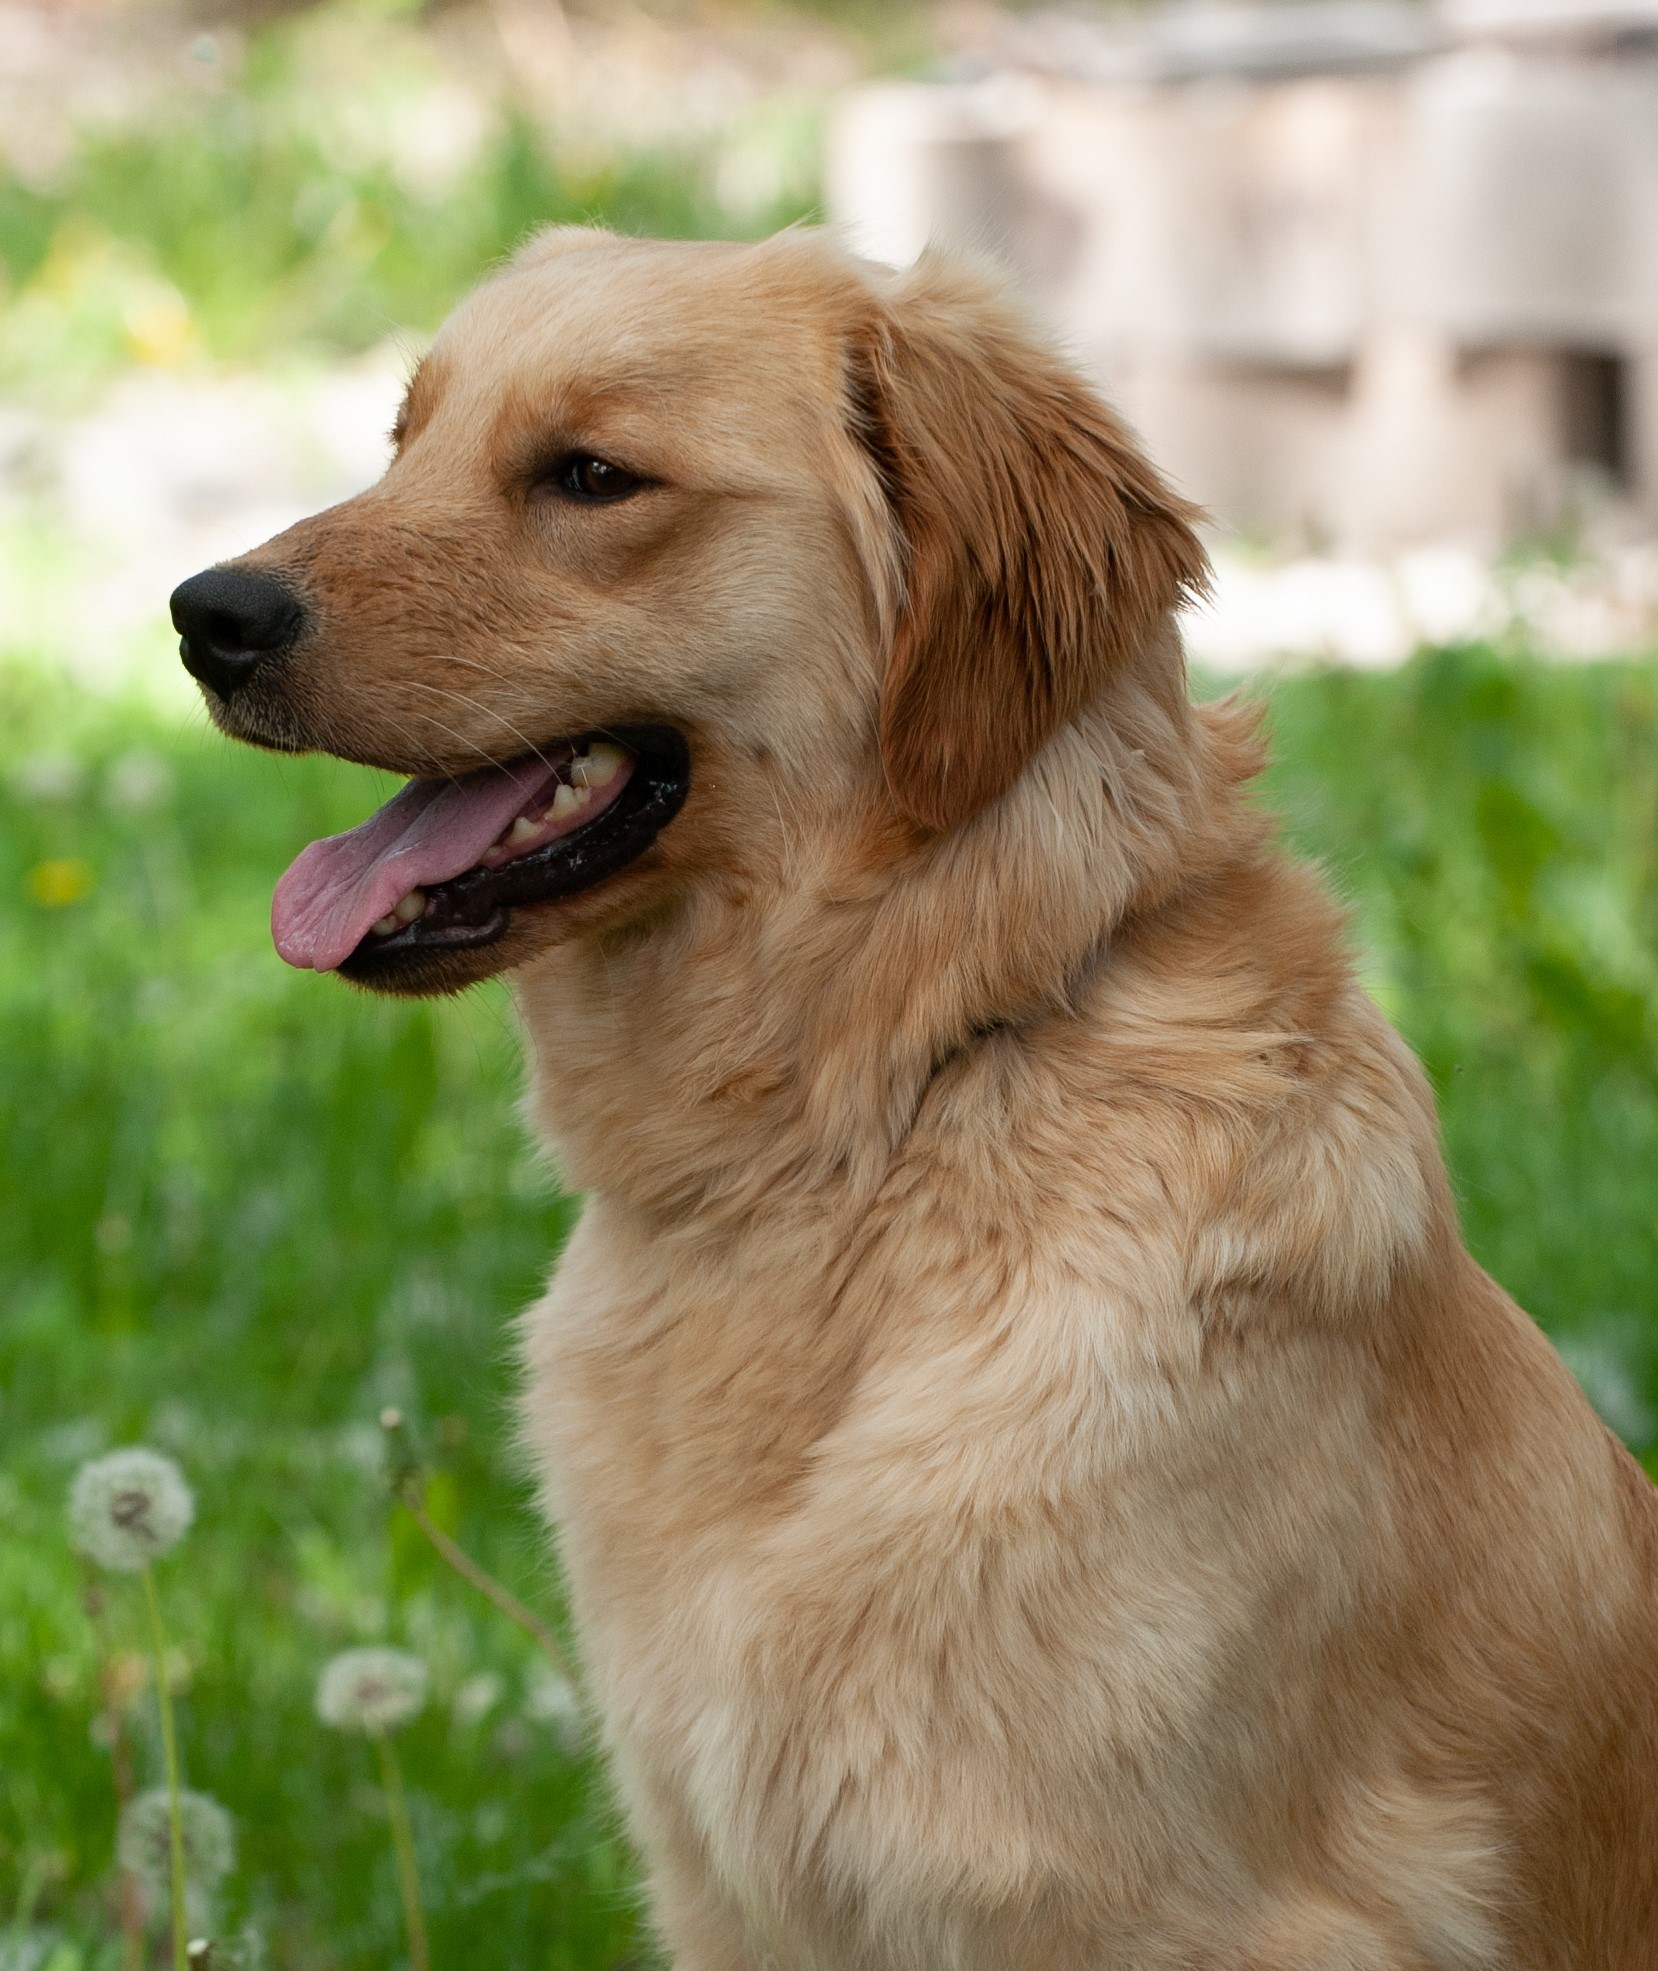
[28,858,96,907]
[123,287,197,367]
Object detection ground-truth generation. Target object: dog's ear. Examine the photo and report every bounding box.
[849,258,1208,834]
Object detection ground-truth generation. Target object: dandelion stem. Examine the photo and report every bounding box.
[397,1482,578,1686]
[82,1572,145,1971]
[374,1729,430,1971]
[141,1562,189,1971]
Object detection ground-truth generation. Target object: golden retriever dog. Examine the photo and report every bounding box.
[172,228,1658,1967]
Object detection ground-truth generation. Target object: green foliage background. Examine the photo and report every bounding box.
[0,3,825,404]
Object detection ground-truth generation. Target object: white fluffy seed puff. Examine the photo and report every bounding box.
[69,1448,195,1572]
[316,1648,429,1734]
[117,1788,235,1920]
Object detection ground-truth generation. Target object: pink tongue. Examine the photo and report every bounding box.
[272,760,555,972]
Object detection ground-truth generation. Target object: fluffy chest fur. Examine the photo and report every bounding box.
[517,868,1514,1970]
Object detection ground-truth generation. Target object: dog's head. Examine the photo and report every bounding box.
[173,229,1205,996]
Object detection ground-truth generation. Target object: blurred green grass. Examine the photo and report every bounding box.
[2,644,1655,1965]
[0,2,825,401]
[0,671,637,1970]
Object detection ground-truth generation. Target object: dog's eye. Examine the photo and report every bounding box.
[548,454,643,504]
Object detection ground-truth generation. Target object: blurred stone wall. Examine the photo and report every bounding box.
[829,0,1658,549]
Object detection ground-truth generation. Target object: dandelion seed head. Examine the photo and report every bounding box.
[451,1670,502,1726]
[117,1789,235,1907]
[0,1926,60,1971]
[316,1647,428,1734]
[68,1448,195,1572]
[12,750,85,804]
[105,748,173,815]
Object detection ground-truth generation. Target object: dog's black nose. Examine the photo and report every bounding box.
[171,567,304,699]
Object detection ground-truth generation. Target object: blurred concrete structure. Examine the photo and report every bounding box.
[828,0,1658,548]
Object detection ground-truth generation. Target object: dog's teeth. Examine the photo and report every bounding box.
[507,815,542,846]
[549,782,590,820]
[571,742,624,790]
[372,914,400,937]
[393,889,427,925]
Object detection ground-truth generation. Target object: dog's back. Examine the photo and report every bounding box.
[523,757,1658,1968]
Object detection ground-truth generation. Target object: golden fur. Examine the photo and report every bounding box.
[219,229,1658,1966]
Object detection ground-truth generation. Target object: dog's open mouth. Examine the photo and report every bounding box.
[272,726,689,979]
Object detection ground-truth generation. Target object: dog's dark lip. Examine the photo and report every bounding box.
[195,683,309,756]
[336,725,690,986]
